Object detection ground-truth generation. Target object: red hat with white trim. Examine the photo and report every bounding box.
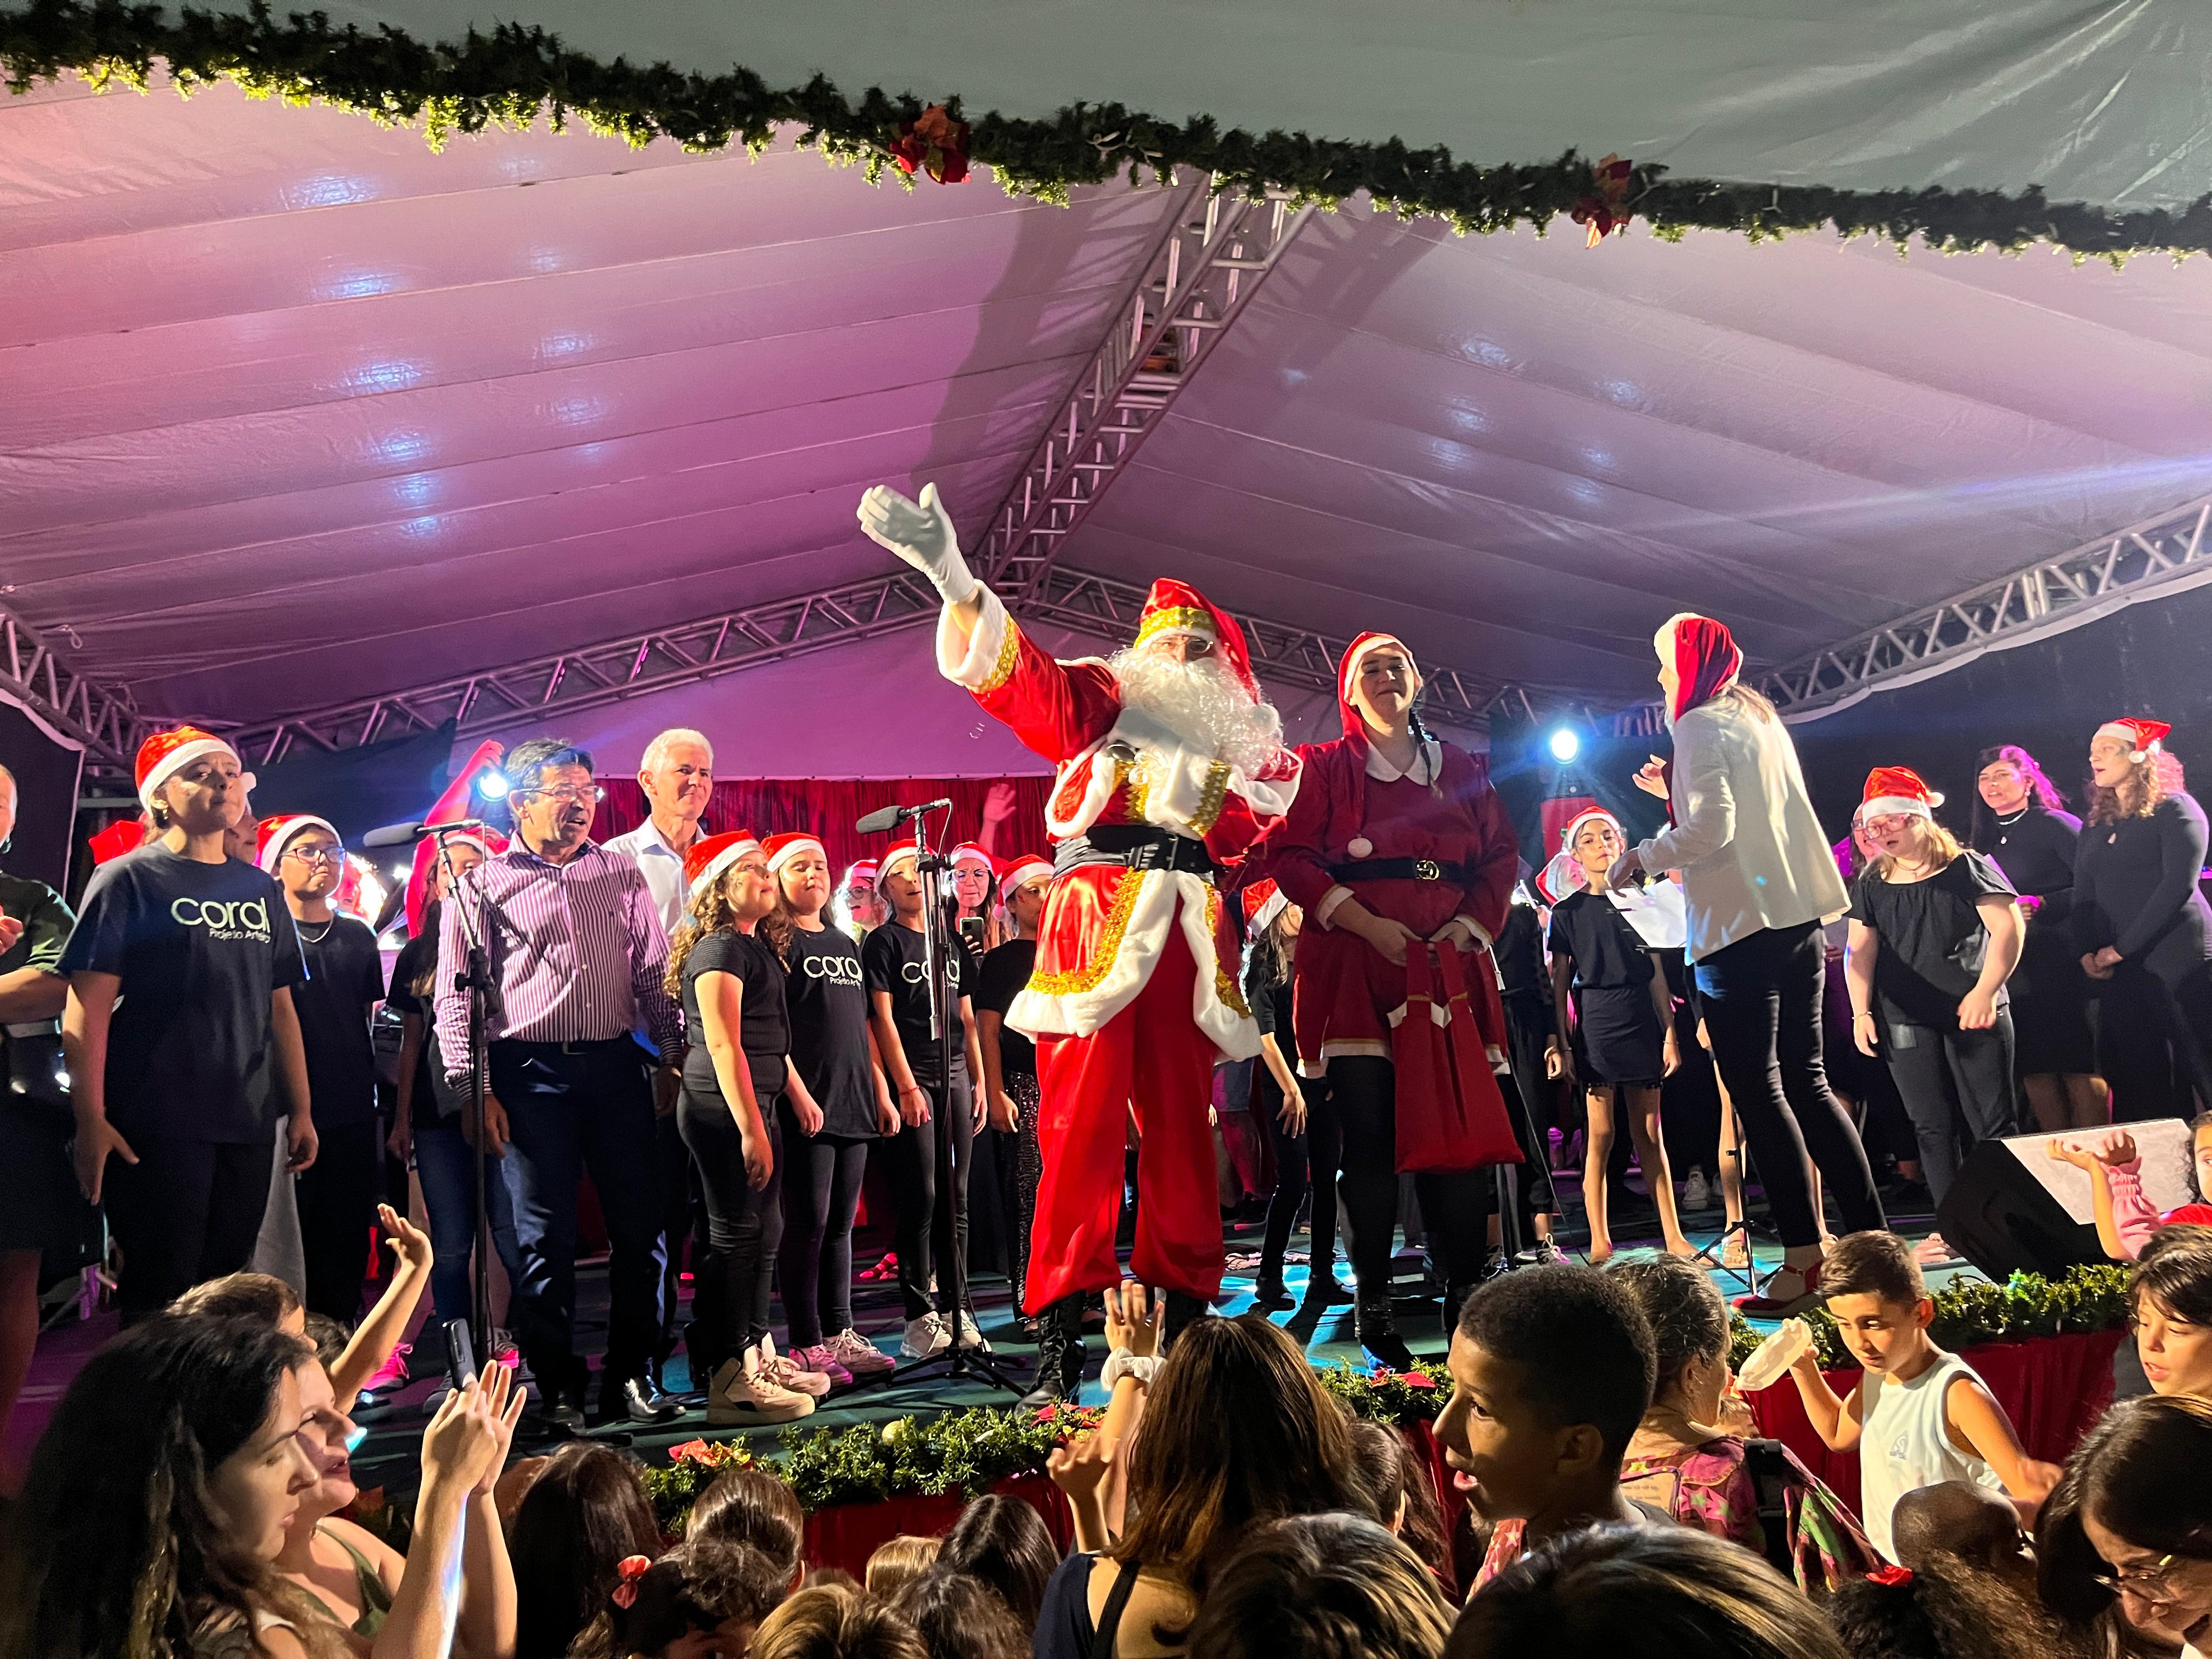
[135,725,240,814]
[686,830,762,899]
[255,813,342,876]
[2095,716,2171,762]
[1239,876,1288,935]
[764,832,827,877]
[1652,613,1743,725]
[1336,633,1420,739]
[950,841,994,873]
[1560,806,1624,854]
[1860,766,1943,820]
[997,854,1053,905]
[875,844,920,890]
[842,859,879,891]
[1133,578,1258,699]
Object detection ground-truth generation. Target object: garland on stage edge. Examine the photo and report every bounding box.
[1725,1261,2134,1373]
[7,0,2212,259]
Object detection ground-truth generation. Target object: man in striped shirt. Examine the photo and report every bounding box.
[435,736,686,1429]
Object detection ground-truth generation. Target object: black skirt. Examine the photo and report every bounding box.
[1572,985,1667,1088]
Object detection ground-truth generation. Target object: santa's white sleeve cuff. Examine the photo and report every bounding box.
[938,584,1019,693]
[1315,885,1355,928]
[1450,915,1493,950]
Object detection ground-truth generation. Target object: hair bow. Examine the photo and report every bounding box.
[611,1554,653,1609]
[1866,1565,1914,1588]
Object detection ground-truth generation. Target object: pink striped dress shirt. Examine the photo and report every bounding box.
[433,840,684,1080]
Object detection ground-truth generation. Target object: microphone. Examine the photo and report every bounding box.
[359,817,486,849]
[855,799,953,836]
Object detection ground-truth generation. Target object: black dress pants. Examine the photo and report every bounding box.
[295,1115,385,1322]
[1327,1056,1489,1296]
[106,1133,273,1321]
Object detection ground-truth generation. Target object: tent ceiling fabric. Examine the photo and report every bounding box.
[5,75,2211,736]
[157,0,2212,213]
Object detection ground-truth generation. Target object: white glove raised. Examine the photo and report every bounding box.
[857,482,979,605]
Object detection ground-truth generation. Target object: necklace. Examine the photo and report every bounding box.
[296,916,336,944]
[1996,806,2030,826]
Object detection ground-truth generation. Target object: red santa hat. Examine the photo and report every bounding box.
[255,813,342,876]
[89,818,149,866]
[1336,633,1420,739]
[1240,876,1288,936]
[842,859,879,891]
[136,725,239,814]
[764,832,827,877]
[875,844,920,890]
[1652,613,1743,725]
[686,830,763,900]
[1133,578,1259,700]
[2095,716,2170,763]
[1533,850,1582,905]
[404,826,511,935]
[1860,766,1943,820]
[997,853,1053,905]
[1560,806,1625,856]
[950,841,995,873]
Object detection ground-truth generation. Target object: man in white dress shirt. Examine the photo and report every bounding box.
[604,725,715,1386]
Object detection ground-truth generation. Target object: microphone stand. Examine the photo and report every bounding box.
[870,804,1022,1396]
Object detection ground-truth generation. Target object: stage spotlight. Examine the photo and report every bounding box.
[1548,727,1581,763]
[474,768,510,802]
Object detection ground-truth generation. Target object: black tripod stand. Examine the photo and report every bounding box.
[865,803,1023,1396]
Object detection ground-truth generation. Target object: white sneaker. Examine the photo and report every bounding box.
[956,1308,992,1352]
[707,1353,814,1426]
[901,1313,951,1358]
[759,1334,832,1398]
[828,1327,897,1376]
[1684,1168,1712,1211]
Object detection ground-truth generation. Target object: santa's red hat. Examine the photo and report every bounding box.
[255,813,342,876]
[2096,716,2170,763]
[1133,578,1258,699]
[1336,633,1420,740]
[875,844,920,890]
[950,841,994,873]
[136,725,239,813]
[686,830,762,899]
[1652,613,1743,725]
[1240,876,1289,936]
[842,859,879,891]
[764,832,827,877]
[997,854,1053,905]
[1533,851,1582,906]
[1860,766,1942,820]
[89,819,148,866]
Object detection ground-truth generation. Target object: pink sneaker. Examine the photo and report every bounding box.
[826,1328,896,1376]
[792,1344,854,1389]
[759,1335,831,1398]
[358,1342,411,1400]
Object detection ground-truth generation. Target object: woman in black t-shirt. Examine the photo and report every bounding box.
[1844,768,2024,1209]
[762,833,898,1386]
[975,856,1053,1373]
[863,844,994,1362]
[667,832,829,1425]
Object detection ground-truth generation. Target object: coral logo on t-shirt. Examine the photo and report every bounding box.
[901,961,927,985]
[172,895,272,943]
[804,953,863,988]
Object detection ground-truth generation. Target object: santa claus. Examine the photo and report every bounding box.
[858,482,1299,1372]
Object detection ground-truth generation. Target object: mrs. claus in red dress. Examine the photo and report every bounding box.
[857,482,1299,1374]
[1261,632,1523,1367]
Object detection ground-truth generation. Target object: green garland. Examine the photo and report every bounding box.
[1726,1262,2132,1373]
[7,0,2212,258]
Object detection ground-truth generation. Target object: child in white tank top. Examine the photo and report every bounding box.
[1748,1230,2061,1560]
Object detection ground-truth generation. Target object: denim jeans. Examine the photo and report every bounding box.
[412,1116,525,1364]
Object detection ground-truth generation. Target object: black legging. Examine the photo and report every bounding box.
[1882,1014,2020,1204]
[996,1071,1043,1310]
[776,1115,869,1348]
[1328,1056,1490,1296]
[876,1068,974,1321]
[1693,922,1885,1248]
[1259,1082,1341,1289]
[676,1086,784,1373]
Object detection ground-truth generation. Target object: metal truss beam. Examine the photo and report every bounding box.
[0,600,139,763]
[980,180,1315,601]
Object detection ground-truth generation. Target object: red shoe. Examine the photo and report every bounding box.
[1732,1260,1824,1318]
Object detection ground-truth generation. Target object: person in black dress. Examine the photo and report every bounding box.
[2075,717,2212,1120]
[762,833,899,1387]
[1844,768,2024,1211]
[1545,811,1691,1262]
[1970,744,2107,1132]
[1493,888,1567,1266]
[974,855,1052,1368]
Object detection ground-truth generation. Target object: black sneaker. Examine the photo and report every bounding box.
[601,1371,682,1425]
[1251,1278,1295,1311]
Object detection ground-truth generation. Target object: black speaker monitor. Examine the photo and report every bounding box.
[1934,1120,2197,1282]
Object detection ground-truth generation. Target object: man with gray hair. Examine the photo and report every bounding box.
[606,727,715,935]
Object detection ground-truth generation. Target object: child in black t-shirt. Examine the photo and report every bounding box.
[60,727,313,1319]
[1846,768,2025,1217]
[863,844,990,1362]
[259,814,386,1323]
[974,856,1052,1366]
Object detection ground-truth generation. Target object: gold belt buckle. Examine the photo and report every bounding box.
[1413,859,1442,881]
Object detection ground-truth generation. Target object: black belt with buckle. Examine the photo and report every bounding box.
[1057,825,1218,881]
[1327,857,1468,884]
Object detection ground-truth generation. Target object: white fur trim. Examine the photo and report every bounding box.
[1314,885,1355,928]
[138,736,238,811]
[998,857,1053,904]
[873,844,920,890]
[765,836,826,876]
[1860,794,1933,820]
[2096,720,2162,759]
[257,814,340,876]
[690,837,763,899]
[1340,634,1414,705]
[939,584,1012,690]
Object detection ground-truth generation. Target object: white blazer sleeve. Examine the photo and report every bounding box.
[1639,713,1736,871]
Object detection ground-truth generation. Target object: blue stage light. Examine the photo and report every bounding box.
[475,768,510,802]
[1548,728,1581,763]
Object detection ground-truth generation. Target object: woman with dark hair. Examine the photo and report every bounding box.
[937,1493,1061,1628]
[567,1541,789,1659]
[1345,1418,1452,1593]
[887,1571,1027,1659]
[2075,718,2212,1120]
[1031,1304,1366,1659]
[1972,743,2106,1132]
[0,1314,507,1659]
[2037,1394,2212,1658]
[687,1466,807,1588]
[507,1442,667,1659]
[1189,1513,1452,1659]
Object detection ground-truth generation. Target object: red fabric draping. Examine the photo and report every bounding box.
[800,1469,1074,1579]
[1747,1328,2124,1516]
[596,776,1053,875]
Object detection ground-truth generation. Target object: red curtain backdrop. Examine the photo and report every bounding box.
[595,775,1054,874]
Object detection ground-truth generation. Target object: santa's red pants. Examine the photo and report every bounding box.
[1025,909,1222,1311]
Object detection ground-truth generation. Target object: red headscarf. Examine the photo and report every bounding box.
[1653,613,1743,725]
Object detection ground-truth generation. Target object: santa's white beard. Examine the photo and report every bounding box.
[1109,646,1284,775]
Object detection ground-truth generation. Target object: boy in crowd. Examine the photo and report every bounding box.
[1435,1265,1663,1590]
[1779,1230,2060,1560]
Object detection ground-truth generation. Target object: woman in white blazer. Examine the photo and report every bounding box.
[1609,613,1886,1314]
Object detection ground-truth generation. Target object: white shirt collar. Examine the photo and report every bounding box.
[609,816,695,859]
[1364,738,1440,786]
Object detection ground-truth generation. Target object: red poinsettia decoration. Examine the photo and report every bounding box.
[890,104,970,185]
[1570,153,1635,247]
